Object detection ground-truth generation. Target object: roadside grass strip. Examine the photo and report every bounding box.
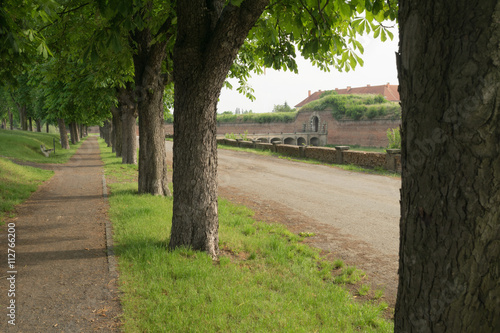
[0,129,84,164]
[0,158,53,222]
[99,140,392,332]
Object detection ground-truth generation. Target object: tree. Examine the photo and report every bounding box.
[169,0,397,257]
[395,0,500,331]
[272,101,295,113]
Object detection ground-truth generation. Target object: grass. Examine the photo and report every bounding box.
[99,139,392,332]
[325,144,387,153]
[217,111,297,124]
[0,129,85,164]
[0,129,84,222]
[301,93,401,121]
[218,144,400,177]
[0,158,53,222]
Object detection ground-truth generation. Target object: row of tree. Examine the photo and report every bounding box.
[1,0,498,330]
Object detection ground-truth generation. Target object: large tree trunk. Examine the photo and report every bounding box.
[169,0,269,258]
[35,119,41,132]
[133,23,170,196]
[58,118,70,149]
[395,1,500,331]
[118,85,138,165]
[28,117,33,131]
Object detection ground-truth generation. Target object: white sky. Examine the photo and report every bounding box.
[218,33,399,113]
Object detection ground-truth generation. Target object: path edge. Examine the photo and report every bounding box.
[102,172,118,279]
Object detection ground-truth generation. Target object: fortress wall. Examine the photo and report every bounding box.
[163,110,401,148]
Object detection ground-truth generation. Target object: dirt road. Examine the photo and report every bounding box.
[166,141,401,305]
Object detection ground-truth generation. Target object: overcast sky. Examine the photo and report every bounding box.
[217,32,399,114]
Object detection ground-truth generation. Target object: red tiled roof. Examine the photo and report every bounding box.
[295,84,400,108]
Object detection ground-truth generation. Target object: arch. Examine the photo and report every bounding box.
[310,137,320,146]
[284,137,295,145]
[270,137,281,143]
[257,137,268,143]
[297,137,307,146]
[311,116,319,132]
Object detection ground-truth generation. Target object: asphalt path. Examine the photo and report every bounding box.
[165,141,401,303]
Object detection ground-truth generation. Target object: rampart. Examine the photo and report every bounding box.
[164,109,401,148]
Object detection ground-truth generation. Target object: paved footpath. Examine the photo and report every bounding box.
[0,136,121,332]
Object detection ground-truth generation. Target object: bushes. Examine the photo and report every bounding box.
[301,94,401,121]
[387,127,401,149]
[217,111,297,124]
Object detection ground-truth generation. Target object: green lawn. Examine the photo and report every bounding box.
[0,158,53,221]
[100,139,392,332]
[0,129,84,222]
[0,129,84,164]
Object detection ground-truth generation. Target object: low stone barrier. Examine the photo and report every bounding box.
[343,151,386,169]
[217,139,401,173]
[255,142,274,151]
[276,144,301,158]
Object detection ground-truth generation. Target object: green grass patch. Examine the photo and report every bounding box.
[99,139,392,332]
[0,129,84,164]
[300,93,401,121]
[217,111,298,124]
[0,157,53,222]
[325,144,387,153]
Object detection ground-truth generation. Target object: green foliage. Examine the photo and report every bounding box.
[272,101,296,113]
[0,157,53,222]
[386,127,401,149]
[224,131,250,141]
[301,94,401,121]
[217,111,297,124]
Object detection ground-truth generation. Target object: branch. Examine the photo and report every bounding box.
[57,2,91,16]
[38,2,91,33]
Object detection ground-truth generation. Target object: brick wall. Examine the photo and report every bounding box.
[165,109,401,148]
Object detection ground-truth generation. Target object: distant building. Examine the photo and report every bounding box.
[295,83,400,109]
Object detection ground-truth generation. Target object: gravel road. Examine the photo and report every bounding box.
[166,141,401,306]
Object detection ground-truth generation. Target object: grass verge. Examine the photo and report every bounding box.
[100,139,392,332]
[0,129,84,164]
[218,144,400,177]
[0,158,53,222]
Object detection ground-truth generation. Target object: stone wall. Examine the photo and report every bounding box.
[217,138,401,173]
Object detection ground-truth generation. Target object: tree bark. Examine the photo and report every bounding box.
[118,85,138,165]
[58,118,70,149]
[35,119,41,132]
[9,110,13,130]
[69,122,78,144]
[133,21,170,196]
[28,117,33,131]
[111,106,123,156]
[395,1,500,331]
[169,0,269,257]
[19,105,27,130]
[46,122,49,133]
